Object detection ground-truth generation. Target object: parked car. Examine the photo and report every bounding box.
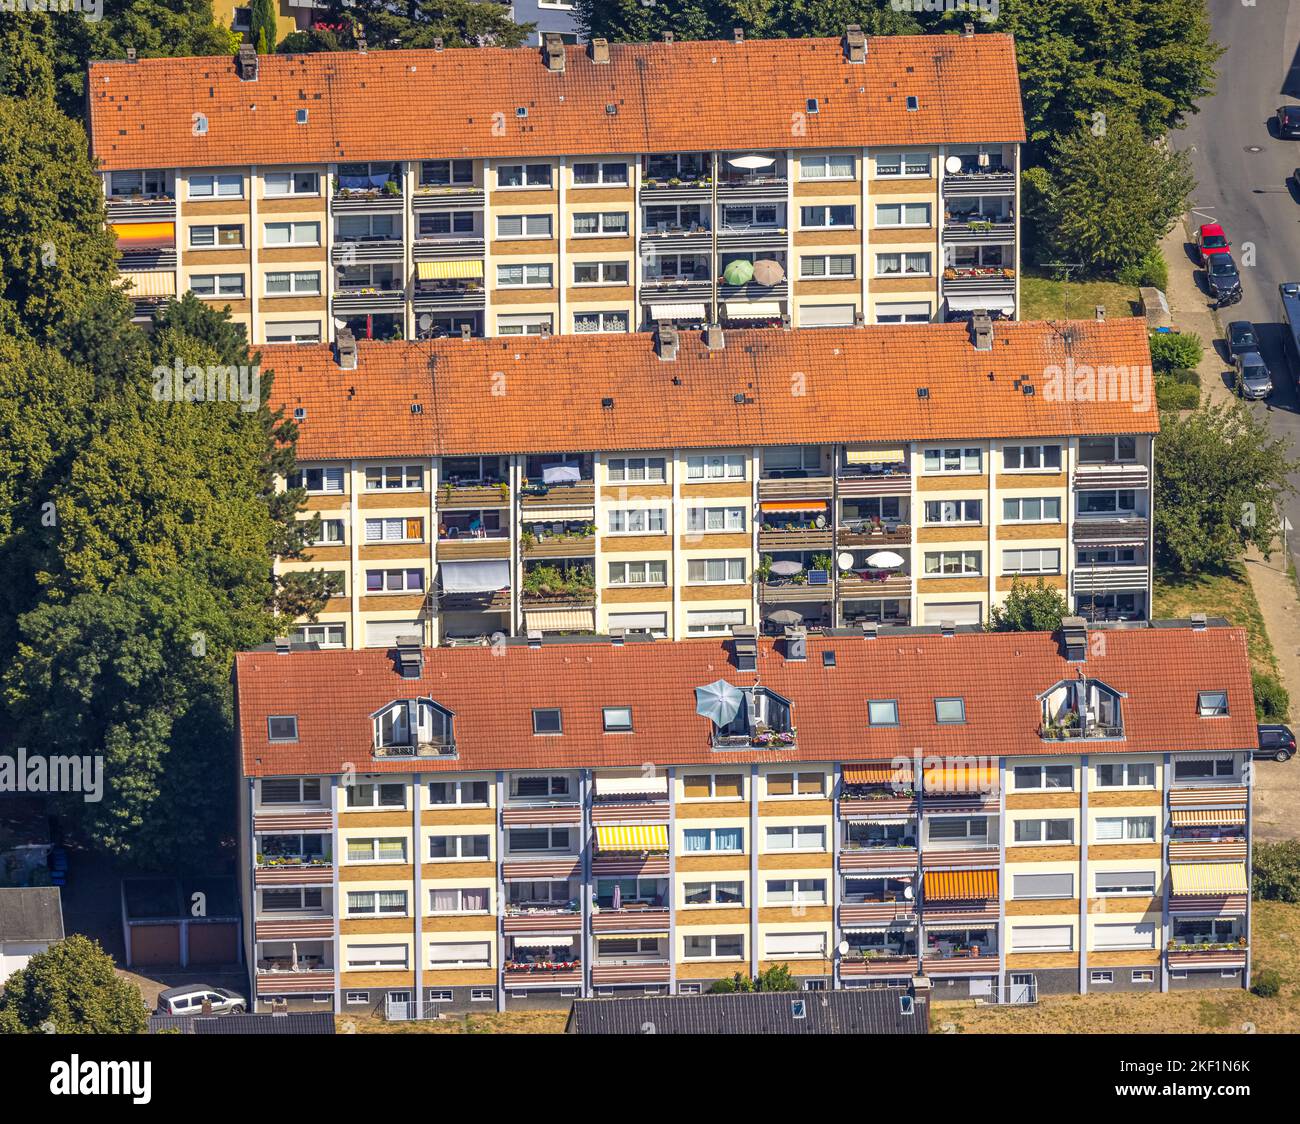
[1257,723,1296,762]
[1205,251,1242,301]
[1279,105,1300,138]
[1227,320,1260,356]
[46,846,68,887]
[1197,222,1231,265]
[156,985,246,1016]
[1234,350,1273,399]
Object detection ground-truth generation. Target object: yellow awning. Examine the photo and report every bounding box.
[595,824,669,853]
[843,762,913,786]
[119,270,176,298]
[418,259,483,280]
[760,500,828,512]
[1170,864,1248,896]
[922,763,998,794]
[924,869,997,901]
[524,609,595,633]
[113,221,175,250]
[846,446,906,465]
[1171,809,1246,827]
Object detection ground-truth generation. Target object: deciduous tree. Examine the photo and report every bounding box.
[0,935,149,1034]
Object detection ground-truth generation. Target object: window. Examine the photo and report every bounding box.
[682,773,743,801]
[799,153,855,180]
[799,254,856,279]
[1003,444,1062,471]
[1013,818,1074,843]
[572,161,628,186]
[264,170,320,196]
[765,879,827,905]
[687,609,746,635]
[428,942,491,967]
[923,447,981,473]
[365,568,424,593]
[427,780,489,806]
[764,825,826,852]
[512,774,572,799]
[875,202,931,227]
[346,945,409,969]
[346,837,407,863]
[721,204,779,229]
[364,517,423,544]
[497,163,552,188]
[1010,925,1073,953]
[1003,549,1062,576]
[608,509,665,534]
[765,772,824,797]
[508,827,573,853]
[607,456,667,483]
[429,887,490,914]
[800,204,856,229]
[1198,691,1229,717]
[532,708,563,735]
[572,211,629,235]
[1089,971,1114,985]
[683,881,744,906]
[1013,873,1074,899]
[264,271,321,296]
[686,506,745,532]
[189,172,243,199]
[289,468,344,497]
[1132,969,1155,983]
[496,213,552,239]
[873,301,931,324]
[497,313,553,336]
[428,833,490,860]
[365,465,423,491]
[109,169,169,197]
[1013,764,1073,791]
[1077,547,1138,566]
[345,782,406,808]
[573,260,629,285]
[1093,923,1156,950]
[267,716,298,742]
[924,498,982,524]
[188,273,245,298]
[1094,816,1156,842]
[420,159,474,186]
[265,320,321,344]
[1173,757,1235,780]
[684,934,745,959]
[686,558,746,584]
[346,890,408,916]
[923,551,981,576]
[1077,490,1138,516]
[262,887,324,912]
[337,214,399,242]
[470,987,495,1002]
[574,310,630,333]
[763,931,827,957]
[496,263,553,287]
[264,221,320,246]
[867,699,899,727]
[603,707,633,732]
[876,152,930,177]
[607,559,667,586]
[875,252,931,277]
[927,817,988,843]
[1078,435,1138,463]
[189,224,243,249]
[417,211,476,238]
[682,828,743,854]
[260,777,322,805]
[1002,497,1061,523]
[686,453,745,480]
[1095,761,1155,788]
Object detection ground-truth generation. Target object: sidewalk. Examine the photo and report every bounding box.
[1159,221,1233,406]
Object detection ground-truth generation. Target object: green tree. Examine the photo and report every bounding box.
[1253,671,1290,724]
[1154,401,1297,574]
[756,963,799,991]
[0,935,149,1033]
[1253,840,1300,903]
[708,970,755,993]
[575,0,917,42]
[988,578,1070,632]
[250,0,277,51]
[310,0,533,50]
[1024,118,1194,274]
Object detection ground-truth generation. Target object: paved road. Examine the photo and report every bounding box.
[1177,0,1300,549]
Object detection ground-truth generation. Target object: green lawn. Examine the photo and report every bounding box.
[1019,268,1141,322]
[1152,563,1279,676]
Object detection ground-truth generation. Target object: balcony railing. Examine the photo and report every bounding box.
[941,168,1016,196]
[523,534,596,558]
[1072,516,1149,544]
[413,283,486,310]
[942,218,1015,244]
[437,482,511,508]
[758,579,834,603]
[943,267,1016,294]
[1039,718,1123,741]
[591,960,671,985]
[836,469,911,498]
[372,740,457,760]
[712,726,797,750]
[519,482,596,507]
[836,571,912,597]
[836,521,911,547]
[757,474,833,500]
[757,527,833,551]
[331,238,404,265]
[106,196,177,221]
[412,185,486,209]
[839,953,915,977]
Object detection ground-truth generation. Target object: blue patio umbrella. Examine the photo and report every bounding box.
[695,679,746,726]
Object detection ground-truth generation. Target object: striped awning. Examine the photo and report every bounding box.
[511,934,574,949]
[724,300,782,318]
[113,221,175,251]
[417,259,483,280]
[760,500,828,512]
[922,763,998,794]
[524,609,595,633]
[595,824,669,853]
[120,270,176,298]
[923,869,998,901]
[845,446,906,465]
[595,774,668,797]
[843,762,913,786]
[1171,809,1246,827]
[1170,863,1248,896]
[650,302,706,321]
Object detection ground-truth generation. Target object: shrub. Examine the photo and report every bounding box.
[756,963,798,992]
[1254,839,1300,902]
[1169,367,1201,387]
[1117,248,1169,290]
[1155,376,1199,411]
[1251,968,1282,998]
[1253,670,1291,722]
[709,971,754,994]
[1149,331,1203,373]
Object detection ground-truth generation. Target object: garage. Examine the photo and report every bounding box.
[130,922,181,966]
[187,922,239,965]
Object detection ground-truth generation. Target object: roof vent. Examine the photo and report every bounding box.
[939,620,956,638]
[1095,305,1105,321]
[609,627,625,646]
[784,625,807,662]
[854,311,865,327]
[335,326,358,370]
[844,25,866,63]
[806,98,819,114]
[433,37,444,51]
[1060,616,1088,661]
[395,635,424,679]
[655,323,679,362]
[663,31,674,44]
[542,32,566,73]
[590,38,610,64]
[906,95,919,111]
[605,103,617,116]
[236,44,259,82]
[527,629,543,649]
[734,27,744,43]
[731,624,758,672]
[411,402,423,415]
[1190,612,1208,631]
[822,650,836,667]
[705,324,725,351]
[969,310,993,351]
[273,635,291,655]
[916,387,929,399]
[780,313,792,331]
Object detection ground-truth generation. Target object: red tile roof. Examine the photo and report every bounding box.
[262,319,1157,461]
[234,626,1255,778]
[87,35,1025,171]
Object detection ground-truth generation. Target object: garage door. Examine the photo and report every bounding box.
[922,602,982,626]
[129,923,181,967]
[364,619,423,648]
[187,922,239,966]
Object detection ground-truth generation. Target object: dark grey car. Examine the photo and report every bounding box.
[1234,351,1273,399]
[1206,251,1242,299]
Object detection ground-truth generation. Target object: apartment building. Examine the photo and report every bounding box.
[234,617,1256,1015]
[86,30,1025,344]
[267,317,1157,649]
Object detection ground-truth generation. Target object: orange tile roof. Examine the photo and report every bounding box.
[234,626,1256,778]
[262,319,1157,461]
[86,35,1025,171]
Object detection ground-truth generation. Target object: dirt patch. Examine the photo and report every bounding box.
[338,1009,568,1034]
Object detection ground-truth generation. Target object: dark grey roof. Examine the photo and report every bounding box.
[0,887,64,942]
[566,988,928,1035]
[148,1013,335,1035]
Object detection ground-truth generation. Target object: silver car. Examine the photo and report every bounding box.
[1234,351,1273,400]
[156,984,246,1016]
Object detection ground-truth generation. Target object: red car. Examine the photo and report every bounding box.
[1198,223,1231,265]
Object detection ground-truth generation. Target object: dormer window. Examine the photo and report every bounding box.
[372,699,454,758]
[1197,691,1229,717]
[1039,677,1124,740]
[709,686,795,748]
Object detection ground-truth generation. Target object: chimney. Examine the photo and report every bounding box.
[663,31,674,44]
[356,34,367,54]
[273,635,291,655]
[236,44,259,81]
[542,32,566,73]
[844,25,866,63]
[609,627,626,646]
[705,324,725,351]
[734,27,744,43]
[395,634,424,679]
[731,625,758,672]
[939,620,956,638]
[1095,305,1105,321]
[655,323,679,361]
[969,310,993,351]
[433,37,443,51]
[125,46,137,63]
[780,313,791,331]
[527,629,543,649]
[1190,612,1208,631]
[1060,616,1088,662]
[589,38,610,64]
[336,326,358,370]
[860,621,878,640]
[460,324,472,341]
[783,625,807,662]
[962,22,975,37]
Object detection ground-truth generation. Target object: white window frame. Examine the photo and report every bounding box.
[428,887,492,915]
[263,170,321,197]
[607,509,666,535]
[264,270,322,297]
[264,221,321,247]
[1010,925,1074,953]
[763,825,827,853]
[1002,444,1063,472]
[874,202,931,228]
[188,273,245,299]
[572,211,630,236]
[798,153,855,181]
[875,152,930,178]
[495,213,553,239]
[922,447,981,474]
[682,934,745,960]
[1002,496,1062,523]
[1002,548,1062,575]
[265,320,321,344]
[923,550,982,577]
[923,498,982,525]
[686,557,746,585]
[1012,817,1075,845]
[188,223,244,249]
[496,262,553,288]
[1093,761,1156,789]
[686,453,746,481]
[572,259,629,286]
[1093,870,1157,896]
[427,833,491,861]
[764,878,828,906]
[799,254,856,279]
[1094,816,1157,843]
[607,559,668,586]
[686,506,746,533]
[497,313,553,336]
[799,204,856,229]
[875,252,932,277]
[189,172,243,199]
[496,163,553,189]
[427,941,492,967]
[606,456,667,483]
[345,944,409,970]
[572,161,629,186]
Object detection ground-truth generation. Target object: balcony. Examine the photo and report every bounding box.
[1074,463,1150,490]
[106,195,177,221]
[413,236,486,261]
[758,579,833,605]
[438,535,511,561]
[412,185,486,210]
[520,588,595,611]
[522,530,596,559]
[590,906,671,934]
[757,526,833,551]
[942,167,1016,196]
[333,183,404,212]
[757,474,833,501]
[333,285,405,315]
[1168,837,1248,863]
[640,276,714,301]
[372,738,457,761]
[503,960,582,986]
[638,224,712,254]
[438,481,511,509]
[519,482,596,509]
[943,266,1015,295]
[839,953,915,978]
[836,468,911,499]
[592,960,672,985]
[716,225,788,252]
[1165,940,1248,969]
[254,968,336,995]
[253,853,333,886]
[1072,516,1149,546]
[718,279,788,301]
[839,900,916,926]
[836,570,911,598]
[1040,676,1124,741]
[413,282,486,311]
[502,905,582,935]
[836,521,911,548]
[331,238,404,265]
[839,845,918,873]
[1071,565,1148,596]
[639,175,713,203]
[942,217,1015,245]
[716,161,788,201]
[922,949,1000,976]
[254,915,334,940]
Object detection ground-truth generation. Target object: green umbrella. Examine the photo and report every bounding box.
[723,259,755,286]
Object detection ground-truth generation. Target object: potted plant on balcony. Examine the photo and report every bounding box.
[756,554,774,583]
[811,553,834,575]
[382,180,401,196]
[497,482,510,501]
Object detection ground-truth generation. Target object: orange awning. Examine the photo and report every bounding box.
[843,762,913,786]
[922,763,998,794]
[924,870,998,901]
[113,221,175,251]
[760,500,829,513]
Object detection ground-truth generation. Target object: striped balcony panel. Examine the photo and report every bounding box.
[590,802,670,825]
[501,805,582,827]
[839,956,916,978]
[255,970,336,996]
[836,474,911,498]
[1166,948,1247,969]
[502,912,583,935]
[839,902,916,926]
[922,955,999,977]
[503,966,583,988]
[922,794,999,815]
[590,855,670,877]
[590,908,670,934]
[920,904,1000,925]
[255,917,334,940]
[840,797,917,817]
[1167,839,1248,863]
[1073,464,1151,491]
[500,858,583,880]
[1168,895,1248,917]
[254,812,334,833]
[920,848,1001,871]
[838,848,919,874]
[592,962,672,985]
[254,866,334,886]
[1168,787,1249,810]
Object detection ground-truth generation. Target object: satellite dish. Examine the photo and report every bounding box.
[944,155,963,174]
[418,313,433,331]
[837,941,850,957]
[903,885,914,900]
[490,631,507,646]
[837,552,855,571]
